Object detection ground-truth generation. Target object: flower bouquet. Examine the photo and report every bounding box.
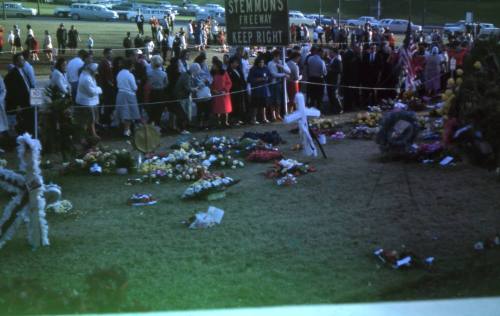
[127,193,158,206]
[139,149,208,182]
[374,248,434,270]
[181,174,239,200]
[246,149,283,162]
[354,112,382,128]
[276,174,297,186]
[240,131,284,146]
[208,153,245,169]
[62,148,128,175]
[265,159,316,179]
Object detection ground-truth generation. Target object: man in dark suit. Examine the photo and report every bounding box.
[327,48,343,114]
[56,23,67,55]
[361,43,383,107]
[4,53,33,135]
[97,48,115,127]
[228,56,247,124]
[342,45,361,111]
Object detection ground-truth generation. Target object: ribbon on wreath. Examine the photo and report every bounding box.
[0,133,49,250]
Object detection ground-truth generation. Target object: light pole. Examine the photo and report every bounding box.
[37,0,40,16]
[319,0,322,22]
[337,0,341,24]
[422,0,426,28]
[2,0,6,20]
[377,0,381,20]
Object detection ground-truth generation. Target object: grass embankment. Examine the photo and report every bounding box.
[1,121,500,312]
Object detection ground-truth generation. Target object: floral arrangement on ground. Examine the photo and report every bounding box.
[265,159,316,179]
[181,173,239,200]
[61,148,135,175]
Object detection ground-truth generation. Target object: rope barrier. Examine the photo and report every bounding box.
[5,71,448,114]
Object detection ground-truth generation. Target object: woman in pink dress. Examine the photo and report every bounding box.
[211,58,232,127]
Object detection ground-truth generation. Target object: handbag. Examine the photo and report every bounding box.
[195,85,212,102]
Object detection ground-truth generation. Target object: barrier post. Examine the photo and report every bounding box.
[282,47,288,114]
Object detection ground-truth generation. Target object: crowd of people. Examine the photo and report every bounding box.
[0,20,475,144]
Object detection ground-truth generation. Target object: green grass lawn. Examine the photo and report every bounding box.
[14,0,500,25]
[1,121,500,313]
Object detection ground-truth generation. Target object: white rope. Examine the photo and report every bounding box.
[5,71,447,114]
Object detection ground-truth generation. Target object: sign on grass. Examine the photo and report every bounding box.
[225,0,289,46]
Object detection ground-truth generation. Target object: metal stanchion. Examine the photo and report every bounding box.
[34,105,38,140]
[282,47,288,114]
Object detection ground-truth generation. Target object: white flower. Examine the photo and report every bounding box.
[220,161,226,166]
[231,166,236,169]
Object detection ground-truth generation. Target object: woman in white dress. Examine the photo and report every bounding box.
[43,30,53,62]
[75,63,102,139]
[116,59,141,137]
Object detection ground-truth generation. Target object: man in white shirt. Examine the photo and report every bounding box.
[267,49,290,121]
[22,56,36,89]
[67,50,90,101]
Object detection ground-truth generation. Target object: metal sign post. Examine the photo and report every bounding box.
[282,47,288,115]
[225,0,290,47]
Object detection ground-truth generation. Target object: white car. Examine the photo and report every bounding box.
[289,12,315,26]
[443,22,466,34]
[70,3,118,21]
[379,18,394,29]
[346,16,380,27]
[179,3,205,16]
[479,23,500,35]
[2,2,37,18]
[383,19,422,33]
[204,3,224,12]
[127,8,174,22]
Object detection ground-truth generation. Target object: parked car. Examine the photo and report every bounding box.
[127,8,174,23]
[158,4,178,15]
[478,23,500,35]
[111,3,134,20]
[305,14,337,26]
[378,18,394,29]
[53,5,71,18]
[196,11,225,26]
[204,3,224,13]
[346,16,380,27]
[383,19,422,33]
[178,4,204,16]
[443,21,466,34]
[2,2,37,18]
[289,12,315,27]
[70,3,118,21]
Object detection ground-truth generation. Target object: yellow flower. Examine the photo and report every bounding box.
[456,69,464,76]
[474,61,482,70]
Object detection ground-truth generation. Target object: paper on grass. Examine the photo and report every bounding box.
[189,206,224,229]
[439,156,454,166]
